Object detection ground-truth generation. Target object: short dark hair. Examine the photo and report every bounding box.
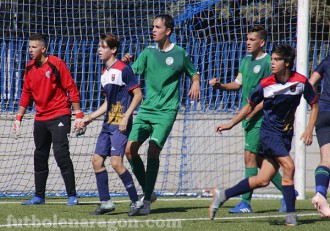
[155,14,174,35]
[100,34,120,55]
[271,44,296,69]
[29,33,47,47]
[248,25,267,42]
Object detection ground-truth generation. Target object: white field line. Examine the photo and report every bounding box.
[0,197,257,204]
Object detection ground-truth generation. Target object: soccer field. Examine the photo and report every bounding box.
[0,196,328,231]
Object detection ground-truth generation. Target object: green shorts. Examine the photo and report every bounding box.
[244,126,261,154]
[128,110,177,149]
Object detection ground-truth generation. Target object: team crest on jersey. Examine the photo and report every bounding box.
[253,65,261,74]
[111,74,115,81]
[166,57,174,65]
[290,85,296,92]
[45,70,51,78]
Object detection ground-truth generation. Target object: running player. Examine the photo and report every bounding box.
[209,25,288,213]
[209,44,318,226]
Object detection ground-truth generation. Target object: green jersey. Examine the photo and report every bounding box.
[132,43,198,115]
[236,53,271,129]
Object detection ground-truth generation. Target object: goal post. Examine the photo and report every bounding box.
[295,0,310,200]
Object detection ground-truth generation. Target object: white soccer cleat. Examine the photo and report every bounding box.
[312,192,330,218]
[209,188,223,220]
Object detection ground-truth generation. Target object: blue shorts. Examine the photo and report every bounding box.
[259,129,292,157]
[94,123,129,157]
[315,111,330,147]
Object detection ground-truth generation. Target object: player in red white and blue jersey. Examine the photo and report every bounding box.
[79,34,143,216]
[210,44,318,226]
[309,55,330,217]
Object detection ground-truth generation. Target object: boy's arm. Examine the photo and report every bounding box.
[119,87,143,132]
[188,74,201,100]
[300,102,318,146]
[308,71,322,92]
[80,101,108,127]
[216,103,254,134]
[209,72,242,91]
[246,101,263,120]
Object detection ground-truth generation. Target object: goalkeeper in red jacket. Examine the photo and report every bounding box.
[13,33,84,206]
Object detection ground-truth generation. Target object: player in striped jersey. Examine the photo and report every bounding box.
[209,25,287,213]
[210,44,318,226]
[309,55,330,217]
[79,34,142,216]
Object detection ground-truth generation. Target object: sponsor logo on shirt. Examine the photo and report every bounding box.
[166,57,174,66]
[253,65,261,74]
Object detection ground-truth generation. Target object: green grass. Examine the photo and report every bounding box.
[0,196,328,231]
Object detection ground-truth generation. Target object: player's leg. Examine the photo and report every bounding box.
[22,120,51,205]
[138,116,175,215]
[261,130,297,226]
[110,130,140,216]
[312,113,330,217]
[276,155,297,226]
[125,116,151,192]
[51,115,78,205]
[229,129,258,213]
[90,128,116,215]
[312,144,330,217]
[209,157,277,219]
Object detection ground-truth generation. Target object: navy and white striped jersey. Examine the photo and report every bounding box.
[248,72,318,135]
[100,60,139,125]
[314,55,330,112]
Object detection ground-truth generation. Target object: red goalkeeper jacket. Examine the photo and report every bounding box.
[20,55,80,121]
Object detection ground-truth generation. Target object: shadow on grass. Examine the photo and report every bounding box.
[269,218,317,226]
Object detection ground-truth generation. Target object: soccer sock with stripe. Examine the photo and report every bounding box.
[241,167,258,204]
[128,155,146,192]
[315,165,330,198]
[144,157,159,201]
[95,170,110,202]
[119,169,138,202]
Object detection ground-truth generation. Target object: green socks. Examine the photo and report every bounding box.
[242,167,258,204]
[144,158,159,201]
[128,155,146,191]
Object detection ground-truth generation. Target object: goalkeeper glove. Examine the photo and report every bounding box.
[13,114,23,139]
[72,111,86,137]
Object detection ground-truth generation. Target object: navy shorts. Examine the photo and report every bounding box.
[259,129,292,157]
[315,111,330,147]
[94,123,129,157]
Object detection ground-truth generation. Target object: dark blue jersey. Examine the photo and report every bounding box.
[314,55,330,111]
[100,60,139,125]
[248,72,318,135]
